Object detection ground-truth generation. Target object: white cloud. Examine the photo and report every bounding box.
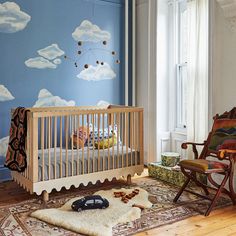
[0,84,14,101]
[25,44,64,69]
[53,58,62,65]
[25,57,57,69]
[33,89,76,107]
[72,20,111,43]
[0,136,9,157]
[0,2,31,33]
[37,44,65,60]
[77,63,116,81]
[97,100,110,108]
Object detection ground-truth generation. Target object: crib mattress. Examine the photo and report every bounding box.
[38,146,140,181]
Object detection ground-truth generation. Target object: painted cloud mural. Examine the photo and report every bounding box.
[0,136,9,157]
[33,89,75,107]
[0,2,31,33]
[72,20,111,43]
[37,44,65,60]
[25,44,65,69]
[25,57,57,69]
[0,84,14,101]
[53,58,62,65]
[77,63,116,81]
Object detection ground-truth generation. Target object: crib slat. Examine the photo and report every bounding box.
[102,113,105,171]
[121,112,124,168]
[48,117,51,180]
[92,114,95,172]
[135,112,137,165]
[112,113,115,169]
[27,115,30,179]
[97,113,100,172]
[65,115,69,177]
[77,114,80,175]
[139,111,144,165]
[107,114,110,170]
[130,112,133,165]
[87,114,90,174]
[54,117,57,179]
[71,115,74,177]
[41,118,45,181]
[60,116,63,178]
[82,114,84,175]
[117,112,120,169]
[126,112,129,167]
[30,117,39,182]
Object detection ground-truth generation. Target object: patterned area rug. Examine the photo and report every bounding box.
[0,177,231,236]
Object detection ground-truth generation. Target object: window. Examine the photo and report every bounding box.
[176,0,188,130]
[85,199,94,205]
[95,199,103,204]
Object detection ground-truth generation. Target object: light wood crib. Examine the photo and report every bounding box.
[11,105,144,201]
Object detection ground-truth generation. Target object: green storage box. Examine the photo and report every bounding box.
[161,152,180,167]
[148,162,207,187]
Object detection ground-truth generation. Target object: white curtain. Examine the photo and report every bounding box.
[186,0,209,159]
[136,0,157,164]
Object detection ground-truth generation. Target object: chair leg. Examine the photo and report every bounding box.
[205,173,229,216]
[127,174,132,185]
[228,163,236,205]
[173,177,191,203]
[192,173,209,196]
[182,168,209,196]
[42,190,49,202]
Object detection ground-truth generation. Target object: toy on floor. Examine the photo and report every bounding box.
[71,195,109,212]
[132,204,145,210]
[114,189,140,203]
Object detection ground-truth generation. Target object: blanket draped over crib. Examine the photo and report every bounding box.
[5,107,29,172]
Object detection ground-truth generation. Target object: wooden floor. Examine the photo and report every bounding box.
[0,171,236,236]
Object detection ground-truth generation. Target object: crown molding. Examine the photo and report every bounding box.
[217,0,236,32]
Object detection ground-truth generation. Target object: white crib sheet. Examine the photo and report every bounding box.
[38,146,140,181]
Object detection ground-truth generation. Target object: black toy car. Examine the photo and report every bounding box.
[71,195,109,212]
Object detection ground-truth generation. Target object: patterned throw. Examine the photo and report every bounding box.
[5,107,29,172]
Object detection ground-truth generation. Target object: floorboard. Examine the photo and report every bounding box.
[0,170,235,235]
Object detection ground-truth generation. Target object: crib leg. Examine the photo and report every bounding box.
[42,190,49,202]
[127,174,132,185]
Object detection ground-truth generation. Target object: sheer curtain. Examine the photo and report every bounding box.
[186,0,209,158]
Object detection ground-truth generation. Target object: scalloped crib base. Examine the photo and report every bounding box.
[12,165,144,199]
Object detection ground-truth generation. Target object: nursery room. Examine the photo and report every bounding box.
[0,0,236,235]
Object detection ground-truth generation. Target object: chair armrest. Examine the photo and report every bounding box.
[181,141,206,159]
[218,149,236,160]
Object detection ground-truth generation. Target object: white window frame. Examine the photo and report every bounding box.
[167,0,187,159]
[169,0,188,135]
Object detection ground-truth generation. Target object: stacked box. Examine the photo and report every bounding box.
[148,162,207,187]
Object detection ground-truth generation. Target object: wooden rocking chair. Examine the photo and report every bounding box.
[173,107,236,216]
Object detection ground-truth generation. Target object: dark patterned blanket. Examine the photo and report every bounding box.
[5,107,29,172]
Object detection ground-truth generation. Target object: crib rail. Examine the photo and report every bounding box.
[23,106,143,183]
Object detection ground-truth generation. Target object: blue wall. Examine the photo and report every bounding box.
[0,0,125,181]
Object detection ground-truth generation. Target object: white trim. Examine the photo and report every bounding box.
[132,0,136,106]
[208,0,214,129]
[125,0,129,105]
[147,0,157,163]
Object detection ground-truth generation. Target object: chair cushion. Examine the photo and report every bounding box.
[179,159,228,172]
[209,119,236,151]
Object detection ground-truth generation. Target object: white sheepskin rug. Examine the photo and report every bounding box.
[31,187,152,236]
